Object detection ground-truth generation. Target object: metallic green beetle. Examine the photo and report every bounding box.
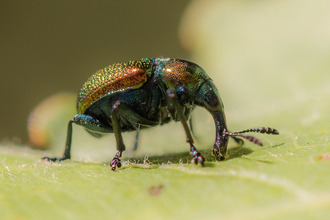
[43,58,279,170]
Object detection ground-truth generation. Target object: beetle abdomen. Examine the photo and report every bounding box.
[77,59,154,114]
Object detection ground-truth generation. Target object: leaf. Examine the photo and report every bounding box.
[2,0,330,219]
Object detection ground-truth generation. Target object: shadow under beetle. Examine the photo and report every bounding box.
[43,58,279,170]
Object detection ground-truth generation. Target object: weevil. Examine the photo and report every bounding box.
[43,58,279,170]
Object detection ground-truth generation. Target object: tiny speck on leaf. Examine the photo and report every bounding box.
[318,154,330,161]
[148,185,164,196]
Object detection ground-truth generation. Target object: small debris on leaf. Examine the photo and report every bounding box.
[148,185,164,196]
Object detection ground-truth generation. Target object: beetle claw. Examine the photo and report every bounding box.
[198,156,205,166]
[110,158,121,171]
[42,156,69,162]
[190,144,205,167]
[42,156,57,162]
[191,155,205,166]
[110,151,122,171]
[117,161,122,168]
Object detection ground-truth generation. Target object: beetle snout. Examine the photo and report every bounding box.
[219,134,229,157]
[195,81,224,113]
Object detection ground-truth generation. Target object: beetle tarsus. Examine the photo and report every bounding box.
[190,144,205,166]
[42,155,70,162]
[110,151,122,171]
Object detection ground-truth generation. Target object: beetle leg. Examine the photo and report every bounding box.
[110,151,122,171]
[62,119,74,160]
[133,129,140,151]
[188,116,193,134]
[188,115,201,142]
[43,114,110,162]
[42,119,74,162]
[110,106,125,171]
[166,89,205,166]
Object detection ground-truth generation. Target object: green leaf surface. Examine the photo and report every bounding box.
[2,0,330,219]
[1,106,330,220]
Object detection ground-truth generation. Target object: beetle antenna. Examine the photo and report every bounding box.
[236,127,279,135]
[223,127,279,147]
[223,130,263,146]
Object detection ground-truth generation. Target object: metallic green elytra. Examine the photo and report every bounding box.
[43,58,279,170]
[77,59,153,114]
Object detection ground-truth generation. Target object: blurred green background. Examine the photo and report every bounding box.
[0,0,190,144]
[1,0,330,219]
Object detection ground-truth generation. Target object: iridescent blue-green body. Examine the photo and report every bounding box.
[43,58,279,170]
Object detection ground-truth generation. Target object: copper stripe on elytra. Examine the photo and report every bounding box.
[77,68,147,113]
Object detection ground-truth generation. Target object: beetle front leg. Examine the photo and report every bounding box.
[43,114,110,162]
[166,90,205,166]
[42,119,74,162]
[110,105,125,171]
